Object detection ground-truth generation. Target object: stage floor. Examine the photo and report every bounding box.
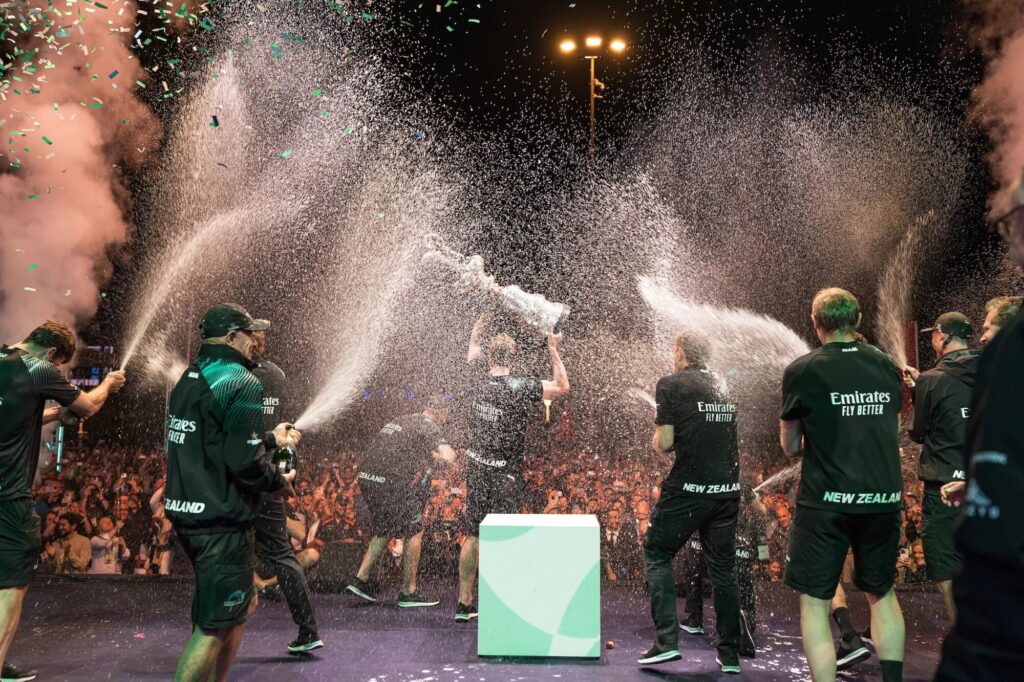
[10,577,945,681]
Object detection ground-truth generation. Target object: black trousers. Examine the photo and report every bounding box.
[682,533,756,627]
[254,498,318,637]
[934,551,1024,681]
[644,493,741,654]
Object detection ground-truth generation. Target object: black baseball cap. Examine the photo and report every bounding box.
[199,303,270,339]
[921,312,972,339]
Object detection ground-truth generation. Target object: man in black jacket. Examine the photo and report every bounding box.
[165,304,298,682]
[249,331,321,654]
[936,171,1024,681]
[905,312,978,622]
[640,330,742,675]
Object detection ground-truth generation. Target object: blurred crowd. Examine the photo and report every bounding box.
[31,441,933,587]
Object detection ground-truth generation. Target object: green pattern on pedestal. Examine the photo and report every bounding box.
[478,514,601,658]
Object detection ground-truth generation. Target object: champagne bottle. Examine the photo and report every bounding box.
[272,443,297,474]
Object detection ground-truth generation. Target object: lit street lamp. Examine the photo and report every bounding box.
[558,33,628,162]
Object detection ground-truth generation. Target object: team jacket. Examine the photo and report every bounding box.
[909,349,979,484]
[164,343,284,535]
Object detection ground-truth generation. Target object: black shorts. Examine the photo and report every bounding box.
[784,505,900,600]
[466,475,522,536]
[922,487,961,582]
[359,480,426,538]
[0,498,40,589]
[178,529,256,630]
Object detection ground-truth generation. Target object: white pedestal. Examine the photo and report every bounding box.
[478,513,601,658]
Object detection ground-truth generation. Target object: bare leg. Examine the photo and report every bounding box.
[174,627,226,682]
[457,536,479,605]
[0,586,27,670]
[830,582,847,611]
[799,594,837,682]
[401,531,425,594]
[938,579,956,622]
[212,622,247,682]
[356,537,389,582]
[866,589,905,663]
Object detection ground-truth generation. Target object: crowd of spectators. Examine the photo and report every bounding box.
[30,441,934,587]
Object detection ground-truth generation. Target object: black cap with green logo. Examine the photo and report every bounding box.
[199,303,270,339]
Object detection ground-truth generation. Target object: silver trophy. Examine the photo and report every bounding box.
[423,233,569,330]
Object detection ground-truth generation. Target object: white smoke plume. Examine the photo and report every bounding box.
[0,1,161,339]
[966,0,1024,215]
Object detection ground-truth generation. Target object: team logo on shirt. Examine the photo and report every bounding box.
[697,401,736,422]
[681,482,741,494]
[822,490,900,504]
[166,414,197,444]
[467,449,507,468]
[830,390,892,417]
[263,397,280,415]
[164,498,206,514]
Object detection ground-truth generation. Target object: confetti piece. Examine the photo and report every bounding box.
[361,12,374,20]
[27,263,39,270]
[27,194,38,199]
[133,633,146,639]
[311,88,323,98]
[446,25,454,32]
[100,291,108,298]
[135,80,146,89]
[343,126,354,135]
[42,137,52,145]
[210,115,219,128]
[109,70,119,79]
[279,149,294,159]
[24,287,37,292]
[468,18,480,24]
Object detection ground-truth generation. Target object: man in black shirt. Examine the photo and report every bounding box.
[639,330,742,674]
[455,323,569,621]
[936,173,1024,681]
[249,331,322,655]
[0,321,126,682]
[165,304,297,682]
[346,396,456,607]
[904,312,978,622]
[779,288,904,682]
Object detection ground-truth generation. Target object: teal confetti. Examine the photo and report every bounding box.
[27,263,39,270]
[279,149,294,159]
[41,136,52,145]
[311,88,323,98]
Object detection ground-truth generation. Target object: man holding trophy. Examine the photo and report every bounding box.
[423,235,571,621]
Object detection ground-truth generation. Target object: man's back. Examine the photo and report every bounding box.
[466,374,542,481]
[911,350,979,483]
[360,413,443,488]
[781,341,903,513]
[0,346,80,501]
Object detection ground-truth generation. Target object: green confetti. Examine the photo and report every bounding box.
[468,18,480,23]
[311,87,323,98]
[41,136,52,145]
[27,194,38,199]
[94,1,108,8]
[319,111,331,118]
[135,80,146,89]
[27,263,39,270]
[343,126,354,135]
[279,149,294,159]
[361,12,374,20]
[446,25,455,32]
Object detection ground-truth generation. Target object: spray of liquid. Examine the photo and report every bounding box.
[875,211,933,369]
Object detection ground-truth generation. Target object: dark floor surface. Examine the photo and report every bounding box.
[8,577,946,681]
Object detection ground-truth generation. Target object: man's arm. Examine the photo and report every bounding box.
[779,419,803,457]
[652,424,674,453]
[67,370,126,419]
[908,379,928,444]
[541,331,570,401]
[467,312,490,364]
[432,442,458,464]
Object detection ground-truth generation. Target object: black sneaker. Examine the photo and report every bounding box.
[397,591,440,608]
[345,576,379,603]
[454,602,478,621]
[860,626,874,648]
[637,645,682,665]
[679,618,704,635]
[716,652,741,674]
[836,634,871,671]
[739,610,756,658]
[258,584,281,602]
[1,663,38,682]
[287,631,325,655]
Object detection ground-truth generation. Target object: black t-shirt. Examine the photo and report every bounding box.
[465,373,543,485]
[251,359,287,433]
[909,349,979,484]
[780,341,903,513]
[655,367,740,498]
[0,346,81,501]
[359,413,445,489]
[957,308,1024,557]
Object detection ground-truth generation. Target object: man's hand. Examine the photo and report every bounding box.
[272,423,299,448]
[903,366,920,389]
[272,469,297,499]
[104,370,127,393]
[547,328,563,349]
[940,480,966,507]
